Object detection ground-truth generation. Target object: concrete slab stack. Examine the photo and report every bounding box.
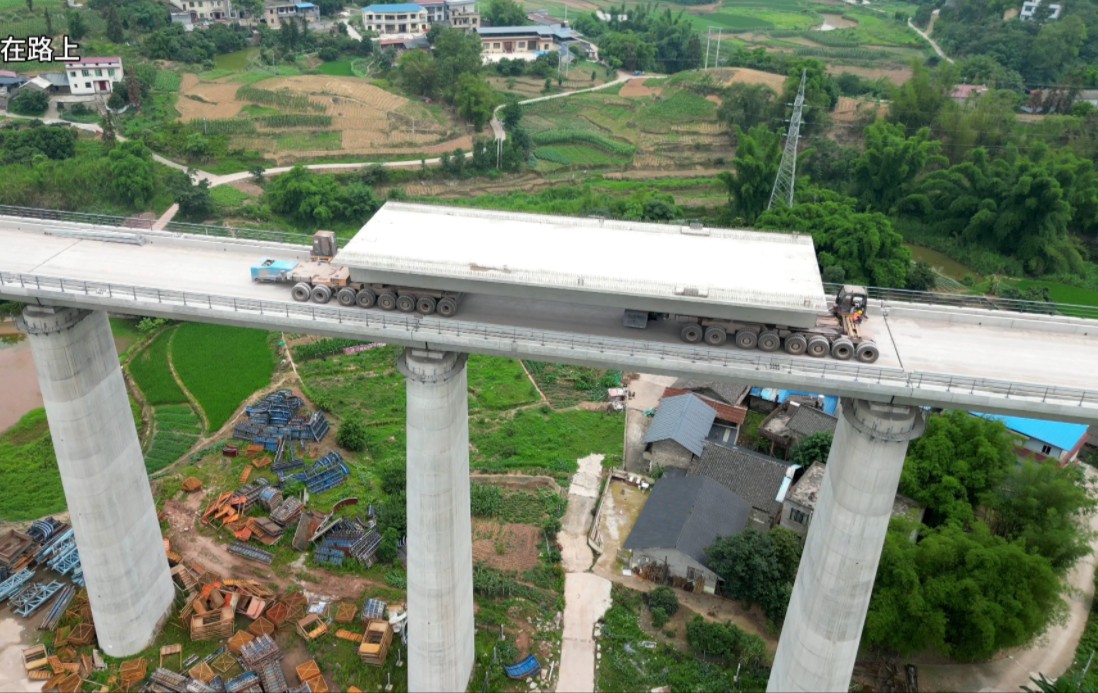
[16,306,173,656]
[398,349,475,693]
[768,398,925,692]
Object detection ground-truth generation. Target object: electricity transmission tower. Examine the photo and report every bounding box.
[768,69,808,211]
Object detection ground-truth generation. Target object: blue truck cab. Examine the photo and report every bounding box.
[251,259,298,282]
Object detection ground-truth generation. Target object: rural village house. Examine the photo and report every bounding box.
[780,463,925,538]
[972,413,1090,465]
[759,399,838,459]
[623,474,749,594]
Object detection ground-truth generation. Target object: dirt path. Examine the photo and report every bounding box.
[556,454,613,693]
[908,12,953,64]
[914,464,1098,692]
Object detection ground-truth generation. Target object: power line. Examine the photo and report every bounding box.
[769,68,807,211]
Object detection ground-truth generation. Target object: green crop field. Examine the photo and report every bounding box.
[144,404,202,473]
[0,410,65,521]
[154,71,183,92]
[171,324,276,432]
[318,60,355,76]
[276,132,342,151]
[128,329,188,405]
[535,144,622,167]
[467,355,541,412]
[471,408,623,475]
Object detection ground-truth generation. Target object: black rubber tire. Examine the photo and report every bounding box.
[758,331,780,352]
[291,282,311,302]
[377,292,397,310]
[437,297,458,317]
[336,287,357,307]
[831,339,854,360]
[416,296,437,315]
[856,342,880,363]
[310,285,332,304]
[680,324,703,343]
[396,295,416,312]
[356,288,377,309]
[703,326,727,346]
[807,335,830,358]
[735,330,758,349]
[784,333,808,355]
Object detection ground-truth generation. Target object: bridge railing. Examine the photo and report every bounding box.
[3,204,1097,320]
[0,204,306,246]
[4,271,1097,412]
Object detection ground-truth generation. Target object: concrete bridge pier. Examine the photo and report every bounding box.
[768,398,925,693]
[398,348,475,693]
[16,306,173,656]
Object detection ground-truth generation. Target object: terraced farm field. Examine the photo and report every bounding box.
[175,73,474,164]
[521,76,735,172]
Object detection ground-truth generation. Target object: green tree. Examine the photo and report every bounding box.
[936,89,1019,164]
[433,29,483,100]
[982,460,1096,572]
[717,83,778,135]
[337,419,368,452]
[500,99,522,130]
[757,197,912,288]
[780,59,838,135]
[454,73,496,131]
[706,528,801,623]
[790,431,833,467]
[105,3,124,43]
[865,521,1063,661]
[396,49,437,97]
[8,90,49,116]
[718,125,781,225]
[483,0,527,26]
[171,174,215,221]
[899,148,1084,275]
[107,140,155,207]
[376,459,406,496]
[899,411,1016,527]
[853,120,944,213]
[599,30,656,72]
[44,8,52,36]
[647,585,680,618]
[888,61,955,134]
[66,10,87,41]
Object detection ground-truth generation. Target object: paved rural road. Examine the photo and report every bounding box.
[556,454,613,693]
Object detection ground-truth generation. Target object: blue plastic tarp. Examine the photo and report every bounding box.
[505,655,541,679]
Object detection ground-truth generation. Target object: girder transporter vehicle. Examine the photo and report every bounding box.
[250,202,880,363]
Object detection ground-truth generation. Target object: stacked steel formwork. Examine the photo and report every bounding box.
[287,452,349,494]
[233,390,329,450]
[239,635,288,693]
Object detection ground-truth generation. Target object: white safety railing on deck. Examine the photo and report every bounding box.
[3,271,1097,413]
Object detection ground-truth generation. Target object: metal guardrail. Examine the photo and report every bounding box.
[2,270,1097,412]
[0,204,305,245]
[824,282,1098,320]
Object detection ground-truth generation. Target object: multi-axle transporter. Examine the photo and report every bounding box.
[250,202,880,363]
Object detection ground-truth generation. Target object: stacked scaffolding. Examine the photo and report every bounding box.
[227,543,273,565]
[233,390,329,449]
[287,452,349,494]
[11,580,65,617]
[239,635,288,693]
[270,497,304,527]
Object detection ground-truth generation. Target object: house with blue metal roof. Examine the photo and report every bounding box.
[263,0,319,29]
[362,4,431,36]
[972,413,1090,464]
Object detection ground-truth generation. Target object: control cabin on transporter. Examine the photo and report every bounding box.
[249,202,880,363]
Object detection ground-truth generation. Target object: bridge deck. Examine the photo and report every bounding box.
[1,219,1095,423]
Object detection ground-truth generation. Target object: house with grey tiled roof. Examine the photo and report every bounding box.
[671,378,749,406]
[780,463,924,537]
[687,444,798,530]
[760,400,838,459]
[623,475,749,594]
[642,394,716,472]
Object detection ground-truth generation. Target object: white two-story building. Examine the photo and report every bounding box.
[65,57,124,96]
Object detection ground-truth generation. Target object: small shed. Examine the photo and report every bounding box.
[642,394,716,472]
